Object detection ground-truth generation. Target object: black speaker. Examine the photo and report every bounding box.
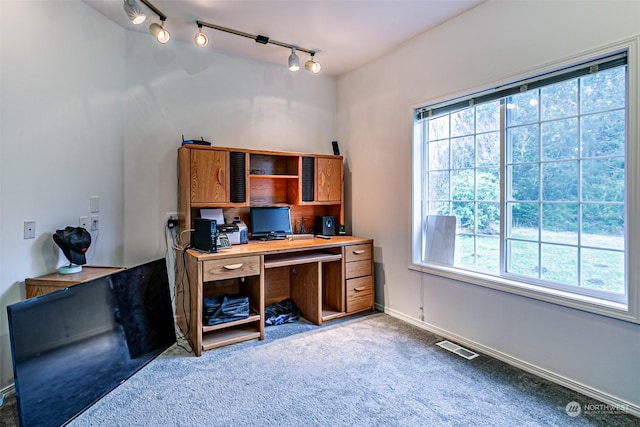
[315,216,336,236]
[332,141,340,155]
[193,218,217,253]
[301,156,315,202]
[229,151,246,203]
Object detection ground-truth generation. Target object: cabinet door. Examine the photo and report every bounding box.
[191,149,227,203]
[317,158,342,202]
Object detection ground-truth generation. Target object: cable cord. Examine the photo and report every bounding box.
[175,246,193,353]
[163,221,193,354]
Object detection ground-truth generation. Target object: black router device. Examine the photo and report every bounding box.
[181,135,211,146]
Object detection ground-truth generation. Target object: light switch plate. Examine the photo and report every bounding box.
[90,196,100,213]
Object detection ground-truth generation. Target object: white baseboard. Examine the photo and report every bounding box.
[382,306,640,419]
[0,383,15,407]
[0,384,15,395]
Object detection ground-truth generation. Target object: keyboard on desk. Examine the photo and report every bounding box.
[259,235,286,241]
[286,234,314,241]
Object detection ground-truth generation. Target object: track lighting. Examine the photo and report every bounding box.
[196,20,322,74]
[305,53,322,74]
[288,48,300,72]
[123,0,146,24]
[130,0,169,44]
[124,4,323,70]
[149,19,170,44]
[194,23,208,47]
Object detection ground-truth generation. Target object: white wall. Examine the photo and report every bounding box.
[0,0,336,388]
[120,30,336,266]
[337,0,640,413]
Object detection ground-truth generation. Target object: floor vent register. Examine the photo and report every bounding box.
[436,340,479,360]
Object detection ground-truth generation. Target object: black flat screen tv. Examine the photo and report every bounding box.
[250,206,292,239]
[6,258,176,427]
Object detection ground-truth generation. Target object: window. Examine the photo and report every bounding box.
[412,45,639,322]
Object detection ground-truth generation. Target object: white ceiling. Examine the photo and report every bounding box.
[84,0,484,76]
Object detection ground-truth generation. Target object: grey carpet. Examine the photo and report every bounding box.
[2,313,638,426]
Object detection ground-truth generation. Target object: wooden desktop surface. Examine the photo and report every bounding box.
[185,235,373,260]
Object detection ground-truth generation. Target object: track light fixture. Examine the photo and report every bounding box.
[288,48,300,72]
[195,20,322,73]
[149,19,170,43]
[123,0,146,25]
[126,5,323,71]
[305,53,322,74]
[128,0,169,44]
[194,23,208,47]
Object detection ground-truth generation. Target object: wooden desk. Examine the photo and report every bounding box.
[25,266,126,299]
[176,236,374,356]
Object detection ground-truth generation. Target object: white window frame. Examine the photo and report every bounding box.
[411,37,640,324]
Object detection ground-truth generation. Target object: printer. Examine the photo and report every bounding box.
[219,216,248,245]
[201,208,248,245]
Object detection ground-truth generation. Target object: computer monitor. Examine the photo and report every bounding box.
[250,206,292,239]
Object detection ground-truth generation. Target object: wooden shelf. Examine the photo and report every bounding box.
[202,326,262,351]
[191,202,248,208]
[250,174,298,179]
[322,309,348,323]
[202,313,260,333]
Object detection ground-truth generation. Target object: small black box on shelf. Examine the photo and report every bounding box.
[193,218,217,253]
[315,216,336,236]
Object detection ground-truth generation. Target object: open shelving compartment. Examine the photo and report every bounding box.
[263,249,344,325]
[249,153,300,207]
[201,275,263,351]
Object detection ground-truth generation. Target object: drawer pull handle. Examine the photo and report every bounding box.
[223,263,243,270]
[352,250,366,255]
[354,286,367,292]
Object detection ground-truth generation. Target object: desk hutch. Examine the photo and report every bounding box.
[176,145,374,356]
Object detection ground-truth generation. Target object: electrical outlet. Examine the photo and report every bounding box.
[166,212,179,229]
[24,221,36,239]
[79,216,88,228]
[91,215,99,231]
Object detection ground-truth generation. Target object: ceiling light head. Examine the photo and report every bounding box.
[123,0,146,25]
[305,53,322,74]
[149,21,170,44]
[194,24,208,47]
[288,47,300,72]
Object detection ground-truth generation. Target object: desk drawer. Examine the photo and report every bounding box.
[346,260,372,279]
[346,276,373,313]
[345,244,372,262]
[202,256,260,282]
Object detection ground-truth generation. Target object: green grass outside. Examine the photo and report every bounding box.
[456,227,624,294]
